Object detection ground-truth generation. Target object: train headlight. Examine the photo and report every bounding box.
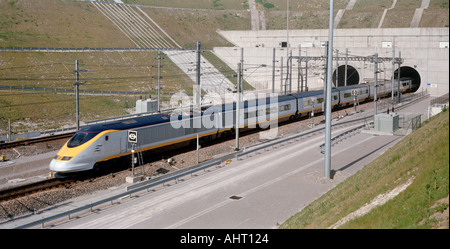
[61,156,73,161]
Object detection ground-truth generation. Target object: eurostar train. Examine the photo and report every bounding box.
[50,79,415,174]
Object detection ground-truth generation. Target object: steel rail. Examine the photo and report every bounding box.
[11,115,368,229]
[0,132,74,150]
[12,92,429,228]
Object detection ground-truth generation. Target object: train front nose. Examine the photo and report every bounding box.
[49,159,69,173]
[49,157,94,173]
[49,130,99,173]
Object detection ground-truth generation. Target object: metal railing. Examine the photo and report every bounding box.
[319,122,371,154]
[12,153,232,229]
[11,115,370,229]
[0,85,172,97]
[395,114,422,136]
[430,92,449,106]
[10,90,431,228]
[0,46,205,52]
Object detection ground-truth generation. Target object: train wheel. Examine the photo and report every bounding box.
[92,163,102,174]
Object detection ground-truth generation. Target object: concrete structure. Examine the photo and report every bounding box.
[374,113,399,134]
[92,1,235,96]
[214,28,449,97]
[3,96,431,229]
[135,99,158,114]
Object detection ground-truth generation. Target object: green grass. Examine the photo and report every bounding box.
[1,0,448,134]
[0,50,196,134]
[0,92,135,132]
[202,51,254,91]
[280,110,449,229]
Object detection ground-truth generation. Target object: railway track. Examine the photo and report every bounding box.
[0,171,103,202]
[0,178,68,202]
[0,115,319,203]
[0,132,75,150]
[0,92,424,204]
[0,113,361,203]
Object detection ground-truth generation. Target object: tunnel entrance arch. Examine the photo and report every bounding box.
[394,66,421,92]
[333,65,360,87]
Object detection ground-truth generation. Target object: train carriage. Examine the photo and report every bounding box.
[337,85,370,107]
[292,89,339,118]
[50,80,418,174]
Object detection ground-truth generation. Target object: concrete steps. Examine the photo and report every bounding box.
[91,0,234,95]
[164,51,235,96]
[91,1,177,48]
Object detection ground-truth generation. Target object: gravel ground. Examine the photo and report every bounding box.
[0,101,377,221]
[0,138,65,161]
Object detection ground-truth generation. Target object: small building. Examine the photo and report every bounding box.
[136,99,158,114]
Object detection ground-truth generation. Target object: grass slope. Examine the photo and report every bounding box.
[0,51,194,134]
[280,110,449,229]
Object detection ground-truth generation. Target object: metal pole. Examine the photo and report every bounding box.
[73,60,86,131]
[345,48,348,87]
[391,39,395,104]
[75,60,80,131]
[324,0,334,179]
[305,50,308,91]
[397,51,401,103]
[280,56,284,95]
[196,134,199,164]
[374,53,379,117]
[131,143,135,177]
[157,51,161,112]
[272,48,276,94]
[323,42,328,113]
[240,48,244,93]
[286,0,289,61]
[196,41,201,110]
[298,45,301,93]
[235,62,242,151]
[289,50,292,93]
[286,0,290,94]
[335,49,339,87]
[7,119,11,142]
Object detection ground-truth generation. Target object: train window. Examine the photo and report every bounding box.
[317,98,324,103]
[334,95,338,100]
[279,104,291,112]
[244,111,259,120]
[266,107,277,115]
[122,119,137,124]
[67,132,97,148]
[105,135,109,141]
[344,93,351,98]
[304,99,318,106]
[248,111,257,119]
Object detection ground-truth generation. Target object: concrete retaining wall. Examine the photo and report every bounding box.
[214,28,449,96]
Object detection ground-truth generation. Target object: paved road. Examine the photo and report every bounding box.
[0,151,54,187]
[45,122,401,228]
[47,96,431,229]
[0,95,431,229]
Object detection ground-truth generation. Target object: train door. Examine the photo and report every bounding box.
[120,131,127,155]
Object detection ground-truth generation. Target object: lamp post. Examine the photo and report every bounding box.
[73,60,87,131]
[324,0,334,179]
[373,53,379,117]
